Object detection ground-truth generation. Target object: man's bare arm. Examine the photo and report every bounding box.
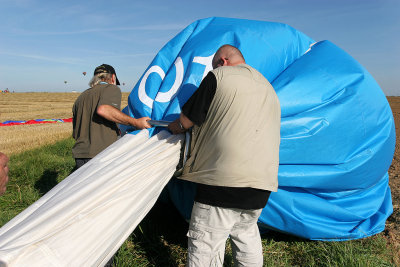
[97,104,151,129]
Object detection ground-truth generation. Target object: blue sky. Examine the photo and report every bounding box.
[0,0,399,95]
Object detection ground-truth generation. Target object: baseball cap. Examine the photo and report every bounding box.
[94,64,120,85]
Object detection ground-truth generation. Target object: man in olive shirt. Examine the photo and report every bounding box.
[169,45,281,267]
[72,64,151,169]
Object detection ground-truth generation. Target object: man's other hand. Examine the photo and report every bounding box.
[0,152,10,196]
[168,119,185,134]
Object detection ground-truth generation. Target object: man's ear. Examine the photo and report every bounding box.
[111,74,116,85]
[222,57,228,66]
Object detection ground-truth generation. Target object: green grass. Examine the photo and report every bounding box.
[0,138,397,266]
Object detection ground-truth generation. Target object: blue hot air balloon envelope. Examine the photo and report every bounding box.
[121,17,395,240]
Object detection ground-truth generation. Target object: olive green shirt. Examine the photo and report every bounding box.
[72,83,121,158]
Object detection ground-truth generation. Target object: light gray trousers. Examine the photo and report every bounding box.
[186,201,263,267]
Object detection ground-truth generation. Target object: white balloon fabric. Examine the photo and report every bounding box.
[0,130,183,266]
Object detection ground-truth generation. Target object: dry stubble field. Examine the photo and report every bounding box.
[0,92,129,155]
[1,92,399,256]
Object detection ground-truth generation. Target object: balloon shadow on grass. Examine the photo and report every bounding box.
[34,170,59,195]
[115,200,189,267]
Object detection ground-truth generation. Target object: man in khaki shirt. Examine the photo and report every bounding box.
[169,45,281,267]
[72,64,151,169]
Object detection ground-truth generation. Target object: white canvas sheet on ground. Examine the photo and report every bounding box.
[0,130,183,267]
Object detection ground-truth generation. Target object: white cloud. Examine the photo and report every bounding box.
[0,51,84,64]
[7,24,186,36]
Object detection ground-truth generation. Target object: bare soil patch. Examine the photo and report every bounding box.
[386,96,400,260]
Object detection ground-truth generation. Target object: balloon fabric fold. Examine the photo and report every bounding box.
[0,130,183,266]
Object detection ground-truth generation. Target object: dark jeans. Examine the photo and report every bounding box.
[74,158,91,170]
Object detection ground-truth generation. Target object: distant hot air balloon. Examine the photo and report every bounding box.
[83,72,86,76]
[122,83,125,86]
[64,81,67,84]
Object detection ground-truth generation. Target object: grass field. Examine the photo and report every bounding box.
[0,93,399,266]
[1,139,396,266]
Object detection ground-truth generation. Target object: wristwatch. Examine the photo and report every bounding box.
[178,121,186,131]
